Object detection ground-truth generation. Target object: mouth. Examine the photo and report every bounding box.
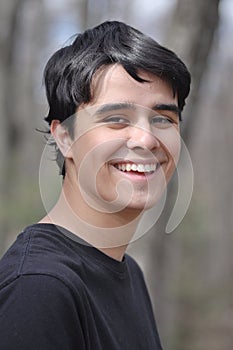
[111,162,161,175]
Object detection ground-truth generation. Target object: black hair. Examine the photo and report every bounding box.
[43,20,191,176]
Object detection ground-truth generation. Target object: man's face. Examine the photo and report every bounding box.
[66,65,180,215]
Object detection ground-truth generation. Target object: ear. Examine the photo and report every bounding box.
[51,120,73,159]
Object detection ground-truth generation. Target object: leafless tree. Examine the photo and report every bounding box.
[129,1,222,349]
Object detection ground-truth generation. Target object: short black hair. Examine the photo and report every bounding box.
[43,20,191,176]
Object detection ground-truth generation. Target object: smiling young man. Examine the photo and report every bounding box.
[0,21,190,349]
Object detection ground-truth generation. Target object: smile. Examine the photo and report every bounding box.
[113,162,160,174]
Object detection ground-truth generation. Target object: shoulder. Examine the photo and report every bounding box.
[0,274,86,349]
[1,273,77,306]
[0,224,87,293]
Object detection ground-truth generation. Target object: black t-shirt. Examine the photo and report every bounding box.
[0,224,163,349]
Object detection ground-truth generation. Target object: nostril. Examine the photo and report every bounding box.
[126,140,147,150]
[126,137,160,151]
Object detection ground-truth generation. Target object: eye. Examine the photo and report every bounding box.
[151,115,175,129]
[103,115,130,128]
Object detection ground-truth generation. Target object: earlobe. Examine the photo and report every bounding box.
[51,120,73,158]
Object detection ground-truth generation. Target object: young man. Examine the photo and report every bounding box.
[0,21,190,349]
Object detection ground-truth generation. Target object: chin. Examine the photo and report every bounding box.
[125,196,161,211]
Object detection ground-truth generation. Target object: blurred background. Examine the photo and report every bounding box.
[0,0,233,349]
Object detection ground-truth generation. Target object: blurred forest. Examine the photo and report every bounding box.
[0,0,233,349]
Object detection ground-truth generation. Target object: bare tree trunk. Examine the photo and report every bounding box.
[165,0,220,145]
[0,0,21,256]
[0,0,47,257]
[78,0,89,29]
[143,0,221,348]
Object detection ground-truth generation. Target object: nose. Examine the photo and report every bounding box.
[126,124,160,151]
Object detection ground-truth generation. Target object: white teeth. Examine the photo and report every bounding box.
[114,163,159,173]
[126,164,131,171]
[137,164,144,172]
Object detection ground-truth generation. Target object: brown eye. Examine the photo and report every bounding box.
[103,115,130,127]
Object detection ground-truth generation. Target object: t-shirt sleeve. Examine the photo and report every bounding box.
[0,274,86,350]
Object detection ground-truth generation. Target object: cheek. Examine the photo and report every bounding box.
[157,128,181,184]
[158,128,181,164]
[70,131,104,168]
[71,131,126,181]
[169,136,181,165]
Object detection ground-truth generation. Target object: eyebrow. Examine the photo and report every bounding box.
[94,102,180,117]
[151,103,180,116]
[95,103,136,115]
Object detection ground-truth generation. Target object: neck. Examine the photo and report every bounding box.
[39,177,142,262]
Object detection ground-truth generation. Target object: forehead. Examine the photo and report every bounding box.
[89,64,177,108]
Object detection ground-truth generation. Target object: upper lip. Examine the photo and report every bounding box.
[109,158,166,165]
